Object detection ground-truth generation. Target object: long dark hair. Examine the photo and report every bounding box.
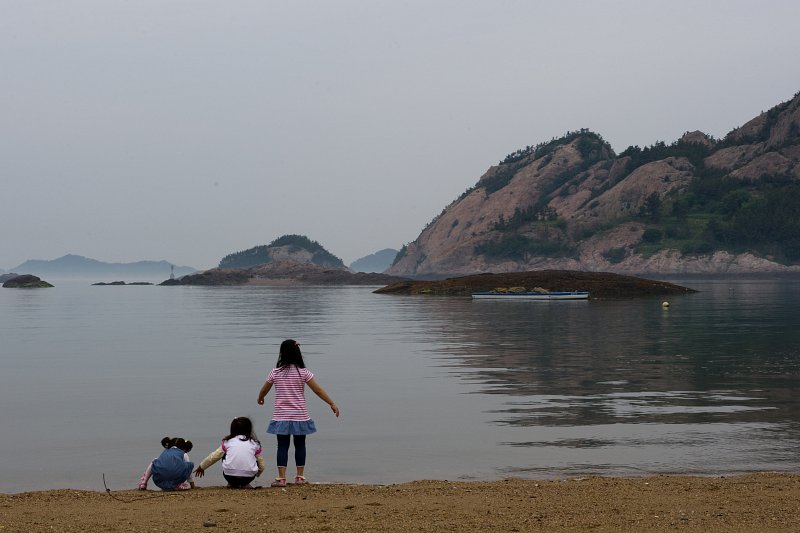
[277,339,306,369]
[224,416,259,443]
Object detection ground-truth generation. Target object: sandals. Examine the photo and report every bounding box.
[270,476,306,487]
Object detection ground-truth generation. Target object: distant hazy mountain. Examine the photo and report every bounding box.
[11,254,197,280]
[349,248,399,273]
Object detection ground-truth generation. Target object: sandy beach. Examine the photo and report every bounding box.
[2,473,799,532]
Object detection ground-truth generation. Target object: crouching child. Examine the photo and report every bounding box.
[194,417,264,488]
[138,437,195,490]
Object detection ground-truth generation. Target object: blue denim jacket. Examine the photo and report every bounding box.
[152,447,193,490]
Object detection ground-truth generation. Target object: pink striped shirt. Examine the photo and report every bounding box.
[266,366,314,421]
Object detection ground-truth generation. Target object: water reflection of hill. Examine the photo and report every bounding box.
[410,281,800,431]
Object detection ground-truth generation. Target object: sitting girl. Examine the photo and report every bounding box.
[194,416,265,488]
[138,437,195,490]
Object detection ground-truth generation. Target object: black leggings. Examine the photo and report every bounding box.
[223,473,255,488]
[276,434,306,467]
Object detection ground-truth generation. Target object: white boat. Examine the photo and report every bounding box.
[471,291,589,300]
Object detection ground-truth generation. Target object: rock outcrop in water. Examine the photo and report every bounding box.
[2,274,54,288]
[91,281,153,286]
[375,270,695,298]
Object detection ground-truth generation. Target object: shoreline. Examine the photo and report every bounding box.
[3,473,799,532]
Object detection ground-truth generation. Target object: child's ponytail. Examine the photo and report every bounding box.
[161,436,192,452]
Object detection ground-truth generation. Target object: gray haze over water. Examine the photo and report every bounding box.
[3,1,800,270]
[1,278,799,493]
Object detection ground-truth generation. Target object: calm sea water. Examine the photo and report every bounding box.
[1,278,799,493]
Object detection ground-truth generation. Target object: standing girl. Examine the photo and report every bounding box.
[257,339,340,487]
[193,416,265,488]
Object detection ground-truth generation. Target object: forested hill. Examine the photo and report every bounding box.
[219,234,345,269]
[387,91,800,277]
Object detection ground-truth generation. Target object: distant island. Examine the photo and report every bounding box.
[162,235,405,286]
[349,248,399,273]
[8,255,196,280]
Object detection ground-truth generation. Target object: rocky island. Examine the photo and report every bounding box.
[161,261,405,286]
[159,236,407,286]
[375,270,695,298]
[2,274,54,288]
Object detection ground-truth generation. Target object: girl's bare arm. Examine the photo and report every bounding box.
[307,378,340,417]
[257,381,272,405]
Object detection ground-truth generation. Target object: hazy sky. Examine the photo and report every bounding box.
[3,1,800,271]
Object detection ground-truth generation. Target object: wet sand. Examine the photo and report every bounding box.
[2,473,799,532]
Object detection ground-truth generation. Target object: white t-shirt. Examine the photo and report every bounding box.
[221,436,262,477]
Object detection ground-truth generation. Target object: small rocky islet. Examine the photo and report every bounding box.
[91,281,153,286]
[1,274,54,288]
